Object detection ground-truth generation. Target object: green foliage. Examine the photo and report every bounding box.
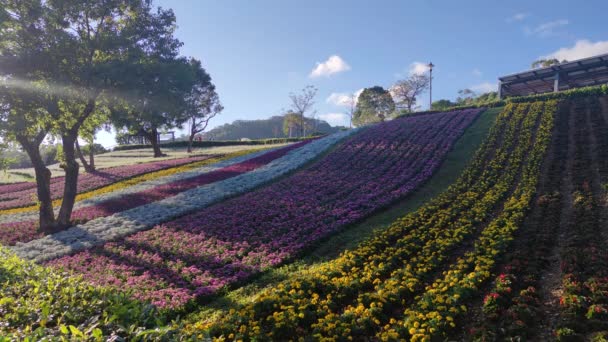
[81,143,107,156]
[0,247,171,340]
[0,144,60,169]
[283,111,303,137]
[531,58,566,69]
[203,115,342,141]
[110,57,203,137]
[353,86,396,126]
[426,84,608,114]
[431,99,458,111]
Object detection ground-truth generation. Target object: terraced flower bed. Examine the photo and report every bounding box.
[48,109,481,310]
[11,131,354,262]
[0,144,305,245]
[471,97,608,341]
[0,155,216,211]
[193,101,556,340]
[0,147,274,224]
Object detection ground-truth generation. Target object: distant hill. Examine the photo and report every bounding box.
[202,115,345,140]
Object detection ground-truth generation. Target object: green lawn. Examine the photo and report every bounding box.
[182,107,503,326]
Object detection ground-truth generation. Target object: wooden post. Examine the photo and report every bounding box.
[554,72,560,93]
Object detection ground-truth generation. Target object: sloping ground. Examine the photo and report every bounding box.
[470,96,608,341]
[180,106,501,327]
[198,101,556,340]
[0,155,215,210]
[0,145,295,245]
[0,144,289,184]
[0,109,482,340]
[0,147,277,224]
[46,109,481,311]
[11,131,354,262]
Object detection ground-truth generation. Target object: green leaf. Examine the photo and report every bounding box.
[59,325,69,335]
[92,328,103,339]
[69,325,83,337]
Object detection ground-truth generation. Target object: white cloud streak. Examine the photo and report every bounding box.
[470,82,497,93]
[409,62,431,76]
[309,55,351,78]
[506,12,529,23]
[326,88,364,107]
[318,113,349,126]
[525,19,569,37]
[542,39,608,61]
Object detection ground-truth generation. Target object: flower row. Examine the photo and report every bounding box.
[555,97,608,339]
[395,101,555,341]
[0,154,216,212]
[12,130,356,262]
[48,109,481,310]
[0,147,286,245]
[470,99,570,341]
[0,147,273,224]
[184,105,518,341]
[197,102,554,340]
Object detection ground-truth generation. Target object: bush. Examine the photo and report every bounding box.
[0,247,171,340]
[81,143,108,155]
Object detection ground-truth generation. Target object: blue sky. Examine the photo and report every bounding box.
[96,0,608,146]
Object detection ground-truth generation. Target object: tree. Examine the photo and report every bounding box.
[353,86,396,126]
[283,111,301,137]
[288,85,317,137]
[431,99,457,111]
[0,0,180,231]
[345,93,358,129]
[391,74,430,113]
[111,57,195,158]
[184,59,222,153]
[531,58,566,69]
[455,89,499,107]
[75,109,111,172]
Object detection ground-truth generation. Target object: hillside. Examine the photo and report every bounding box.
[203,115,345,140]
[2,88,608,341]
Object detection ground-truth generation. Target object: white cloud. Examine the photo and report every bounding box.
[542,39,608,61]
[470,82,497,93]
[409,62,431,76]
[309,55,351,78]
[318,112,349,126]
[506,12,529,23]
[472,68,482,77]
[525,19,568,37]
[326,88,364,107]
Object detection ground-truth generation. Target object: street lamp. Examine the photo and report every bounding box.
[428,62,434,110]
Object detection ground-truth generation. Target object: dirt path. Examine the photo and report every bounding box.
[599,96,608,125]
[537,100,575,339]
[586,98,608,249]
[594,97,608,247]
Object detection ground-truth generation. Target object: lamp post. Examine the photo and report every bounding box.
[428,62,434,110]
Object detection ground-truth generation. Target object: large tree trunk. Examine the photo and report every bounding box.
[75,139,94,172]
[146,127,164,157]
[18,136,56,231]
[57,134,80,227]
[187,135,194,153]
[88,144,95,171]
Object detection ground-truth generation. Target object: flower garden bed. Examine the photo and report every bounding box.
[11,130,355,262]
[0,155,217,212]
[47,109,481,310]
